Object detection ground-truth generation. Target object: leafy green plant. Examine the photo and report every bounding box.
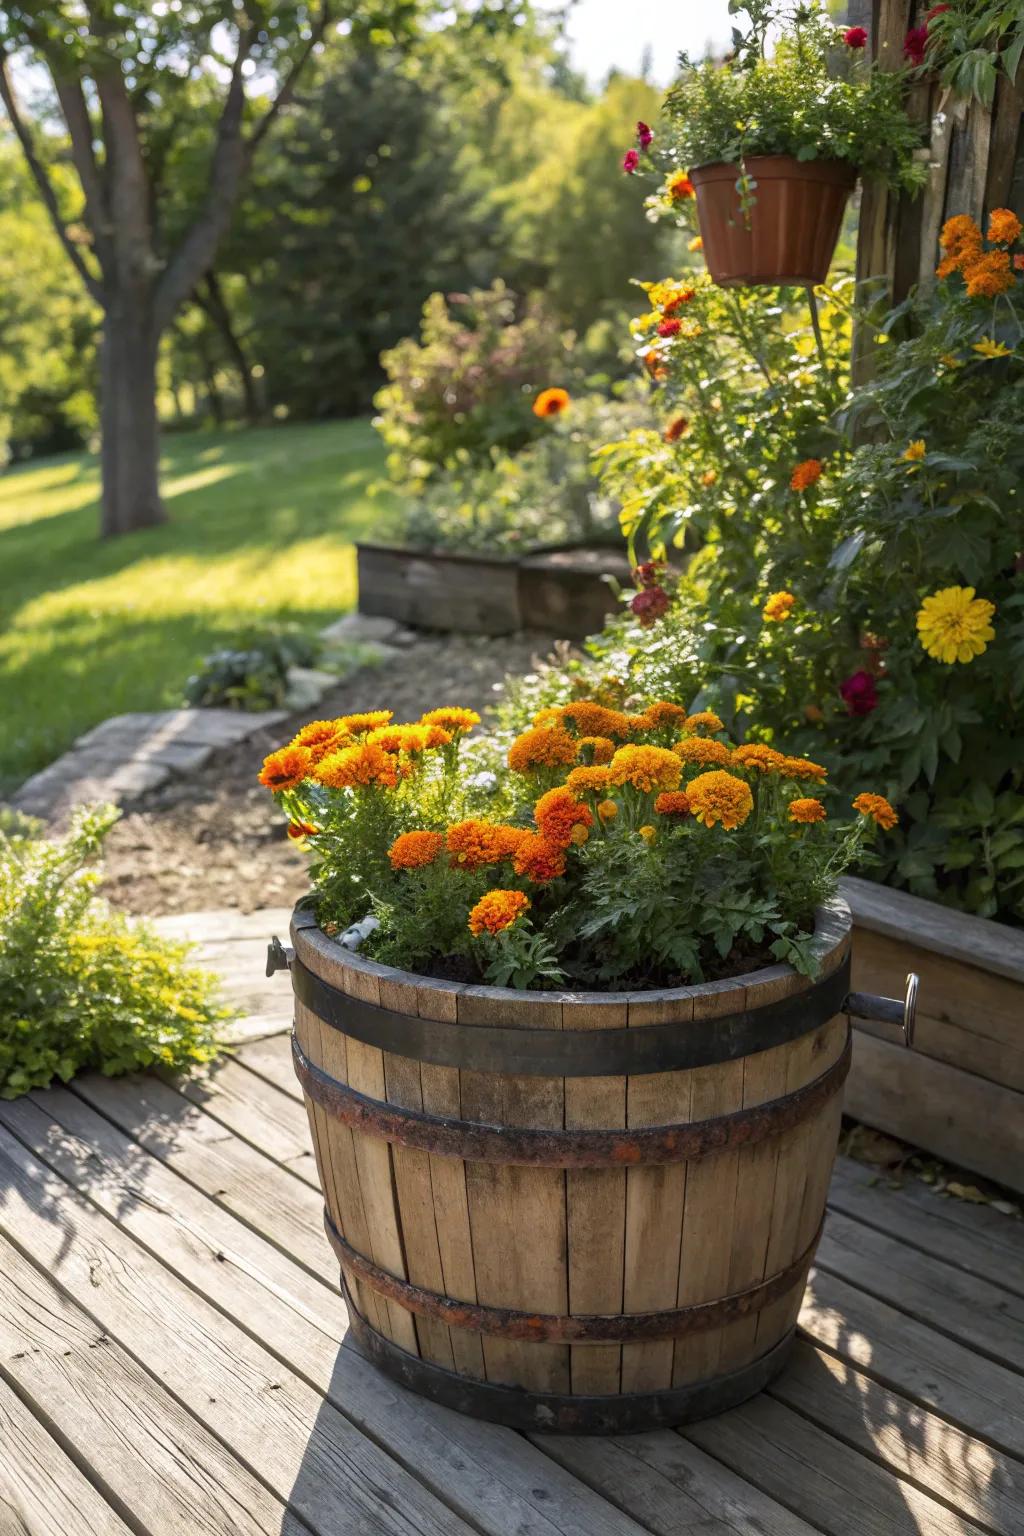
[0,805,227,1098]
[184,625,322,711]
[651,2,926,194]
[921,3,1024,107]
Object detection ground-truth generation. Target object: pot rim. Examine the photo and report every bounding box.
[689,154,858,184]
[291,895,851,1009]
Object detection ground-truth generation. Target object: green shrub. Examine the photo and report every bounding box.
[0,806,228,1098]
[184,625,322,711]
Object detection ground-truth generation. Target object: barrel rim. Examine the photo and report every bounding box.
[290,895,851,1013]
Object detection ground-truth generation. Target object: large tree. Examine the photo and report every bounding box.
[0,2,535,536]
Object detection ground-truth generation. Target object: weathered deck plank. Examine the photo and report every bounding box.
[0,1375,134,1536]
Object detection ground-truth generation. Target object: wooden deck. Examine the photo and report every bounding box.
[3,916,1024,1535]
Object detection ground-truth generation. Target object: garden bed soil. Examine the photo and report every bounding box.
[100,632,546,919]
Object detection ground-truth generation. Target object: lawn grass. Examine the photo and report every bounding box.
[0,419,396,794]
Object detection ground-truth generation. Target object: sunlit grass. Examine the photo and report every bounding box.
[0,420,396,793]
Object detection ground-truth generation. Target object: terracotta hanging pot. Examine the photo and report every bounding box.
[690,155,857,288]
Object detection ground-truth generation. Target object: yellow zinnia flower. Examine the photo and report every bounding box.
[973,338,1011,359]
[763,591,796,623]
[916,586,995,665]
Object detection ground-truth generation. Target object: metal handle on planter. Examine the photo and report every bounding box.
[266,936,294,977]
[844,973,919,1049]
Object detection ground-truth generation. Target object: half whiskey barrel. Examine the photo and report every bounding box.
[288,899,853,1432]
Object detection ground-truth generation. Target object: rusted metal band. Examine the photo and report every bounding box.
[342,1281,796,1433]
[291,951,850,1076]
[327,1208,821,1341]
[292,1026,851,1167]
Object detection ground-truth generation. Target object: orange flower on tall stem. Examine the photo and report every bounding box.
[533,388,570,418]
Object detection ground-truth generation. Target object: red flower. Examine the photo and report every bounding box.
[622,149,640,174]
[630,586,670,627]
[657,317,682,338]
[634,560,664,589]
[637,120,653,149]
[663,415,690,442]
[843,25,867,47]
[904,25,929,64]
[926,4,950,19]
[839,670,879,717]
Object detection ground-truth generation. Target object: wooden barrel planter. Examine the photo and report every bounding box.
[281,898,898,1432]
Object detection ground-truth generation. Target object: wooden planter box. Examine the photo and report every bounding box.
[286,901,853,1432]
[356,541,630,639]
[841,876,1024,1193]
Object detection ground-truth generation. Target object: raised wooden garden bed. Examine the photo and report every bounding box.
[356,541,630,639]
[841,876,1024,1193]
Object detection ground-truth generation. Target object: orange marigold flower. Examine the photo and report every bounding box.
[508,724,577,774]
[681,710,724,736]
[369,724,451,753]
[534,786,594,848]
[664,415,690,442]
[389,830,444,869]
[561,701,633,739]
[532,706,564,727]
[287,820,319,839]
[673,737,732,768]
[654,791,691,817]
[468,889,531,937]
[290,719,350,762]
[576,734,616,765]
[731,743,786,775]
[963,249,1015,298]
[447,819,523,869]
[788,798,826,825]
[258,744,311,792]
[687,770,754,830]
[608,744,682,793]
[853,792,898,830]
[700,468,718,487]
[987,208,1022,246]
[789,459,823,492]
[316,741,401,789]
[597,799,618,821]
[936,214,984,277]
[763,591,796,623]
[512,833,567,883]
[419,707,481,734]
[338,710,393,735]
[779,755,828,783]
[667,170,695,201]
[566,765,613,796]
[688,234,703,253]
[644,701,689,729]
[533,387,570,418]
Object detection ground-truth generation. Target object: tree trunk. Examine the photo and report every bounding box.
[202,272,260,425]
[99,303,166,537]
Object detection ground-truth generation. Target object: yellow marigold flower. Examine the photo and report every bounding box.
[533,387,570,418]
[289,719,350,762]
[778,755,828,783]
[916,585,995,665]
[789,459,822,492]
[316,741,401,789]
[607,744,682,794]
[902,439,926,463]
[512,833,567,883]
[534,787,594,848]
[687,770,754,830]
[419,707,481,734]
[576,735,615,765]
[674,737,732,768]
[532,706,563,726]
[788,798,826,825]
[258,744,311,792]
[654,791,691,817]
[447,819,524,869]
[468,889,531,937]
[852,792,898,831]
[973,338,1012,359]
[667,170,695,201]
[338,710,394,735]
[963,249,1015,298]
[566,765,613,796]
[389,830,444,869]
[763,591,796,623]
[732,743,786,774]
[597,799,618,821]
[987,208,1022,246]
[561,701,633,739]
[688,234,703,252]
[638,824,656,842]
[644,701,689,729]
[682,710,725,736]
[508,724,577,774]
